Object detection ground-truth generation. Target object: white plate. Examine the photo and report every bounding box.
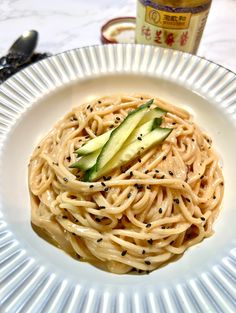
[0,44,236,313]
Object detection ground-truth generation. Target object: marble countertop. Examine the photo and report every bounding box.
[0,0,236,72]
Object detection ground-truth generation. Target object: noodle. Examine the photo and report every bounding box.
[28,94,224,274]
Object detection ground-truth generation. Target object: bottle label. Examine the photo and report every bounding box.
[136,0,211,53]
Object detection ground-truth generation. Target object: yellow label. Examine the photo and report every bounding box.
[145,6,191,29]
[136,1,211,53]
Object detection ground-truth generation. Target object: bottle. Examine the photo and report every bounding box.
[135,0,212,54]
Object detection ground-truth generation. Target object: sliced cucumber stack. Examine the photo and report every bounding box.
[70,118,161,171]
[69,99,172,182]
[87,127,172,181]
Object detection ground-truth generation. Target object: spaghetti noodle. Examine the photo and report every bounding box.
[29,94,224,274]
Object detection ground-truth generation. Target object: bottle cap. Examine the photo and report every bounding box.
[101,17,136,44]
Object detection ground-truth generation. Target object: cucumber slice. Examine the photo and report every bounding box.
[139,107,166,125]
[124,117,162,147]
[69,149,100,171]
[76,130,113,156]
[87,127,172,181]
[95,100,153,171]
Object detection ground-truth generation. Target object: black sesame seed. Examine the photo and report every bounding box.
[129,171,133,177]
[161,175,165,179]
[63,177,68,182]
[147,238,153,245]
[37,146,40,149]
[169,171,174,176]
[134,184,143,190]
[192,139,195,142]
[62,216,68,219]
[145,260,151,265]
[97,238,103,242]
[140,97,143,100]
[98,206,106,210]
[153,174,157,179]
[85,135,90,139]
[138,158,142,163]
[146,186,151,190]
[142,249,146,254]
[146,223,151,228]
[127,192,132,199]
[72,233,76,236]
[90,108,93,112]
[172,122,176,125]
[145,170,149,174]
[137,137,142,141]
[109,125,114,129]
[66,156,71,162]
[213,195,216,199]
[200,175,204,179]
[155,170,159,173]
[186,198,191,203]
[201,217,205,221]
[121,250,127,256]
[162,156,167,160]
[89,185,94,188]
[101,182,106,187]
[116,117,121,121]
[174,198,179,204]
[87,105,90,109]
[104,187,109,192]
[162,226,165,229]
[159,208,163,214]
[98,100,101,104]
